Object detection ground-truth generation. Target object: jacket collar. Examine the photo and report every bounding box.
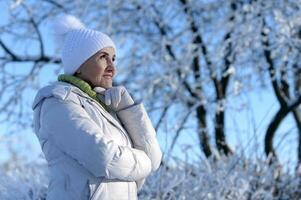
[33,81,126,134]
[58,74,110,112]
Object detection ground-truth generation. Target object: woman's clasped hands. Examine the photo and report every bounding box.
[94,86,135,112]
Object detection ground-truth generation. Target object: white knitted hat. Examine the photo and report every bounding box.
[52,14,116,75]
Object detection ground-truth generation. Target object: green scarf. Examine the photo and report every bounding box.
[58,74,110,112]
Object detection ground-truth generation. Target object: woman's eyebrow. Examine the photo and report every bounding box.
[98,52,115,58]
[99,52,109,56]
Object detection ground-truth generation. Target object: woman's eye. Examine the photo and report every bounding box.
[99,55,106,59]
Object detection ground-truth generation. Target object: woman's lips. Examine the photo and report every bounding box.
[103,74,112,79]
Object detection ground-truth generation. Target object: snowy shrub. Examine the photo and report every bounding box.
[0,153,301,200]
[139,155,301,200]
[0,156,48,200]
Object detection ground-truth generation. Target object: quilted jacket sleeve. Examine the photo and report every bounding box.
[38,97,152,181]
[117,103,162,171]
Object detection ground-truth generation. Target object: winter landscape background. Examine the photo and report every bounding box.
[0,0,301,199]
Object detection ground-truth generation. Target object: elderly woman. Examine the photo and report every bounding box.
[32,15,162,200]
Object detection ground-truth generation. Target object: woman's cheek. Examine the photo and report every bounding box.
[95,76,102,84]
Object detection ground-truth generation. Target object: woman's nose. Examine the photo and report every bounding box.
[105,57,114,67]
[105,57,116,73]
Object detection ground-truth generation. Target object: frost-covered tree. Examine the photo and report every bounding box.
[231,0,301,165]
[0,0,237,159]
[258,1,301,165]
[1,0,301,165]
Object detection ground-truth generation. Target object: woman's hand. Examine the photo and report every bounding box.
[94,86,134,111]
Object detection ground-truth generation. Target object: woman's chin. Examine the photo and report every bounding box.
[98,82,112,89]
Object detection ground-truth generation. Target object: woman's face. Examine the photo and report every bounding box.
[75,47,116,89]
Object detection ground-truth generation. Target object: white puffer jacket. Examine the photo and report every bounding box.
[32,81,162,200]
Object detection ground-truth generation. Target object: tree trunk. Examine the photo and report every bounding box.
[264,96,301,159]
[196,104,212,157]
